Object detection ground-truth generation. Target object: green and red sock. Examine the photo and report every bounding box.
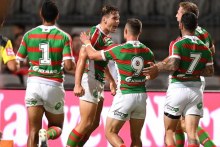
[175,129,185,147]
[197,126,216,147]
[47,126,62,140]
[67,129,83,147]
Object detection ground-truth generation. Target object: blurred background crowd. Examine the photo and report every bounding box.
[0,0,220,90]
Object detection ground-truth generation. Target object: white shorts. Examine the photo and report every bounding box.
[108,92,147,121]
[25,82,65,114]
[164,82,203,117]
[79,73,104,104]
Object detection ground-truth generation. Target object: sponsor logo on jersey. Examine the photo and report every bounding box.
[32,66,58,74]
[125,77,145,83]
[113,110,128,118]
[6,48,15,56]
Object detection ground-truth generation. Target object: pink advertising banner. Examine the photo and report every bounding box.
[0,90,219,147]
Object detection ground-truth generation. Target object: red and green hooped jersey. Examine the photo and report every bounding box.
[195,26,213,49]
[102,41,155,94]
[85,25,114,83]
[169,35,213,83]
[16,25,73,83]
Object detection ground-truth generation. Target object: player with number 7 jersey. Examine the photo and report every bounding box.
[169,35,213,83]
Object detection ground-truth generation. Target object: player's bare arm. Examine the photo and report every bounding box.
[6,59,19,72]
[143,57,180,79]
[156,57,180,72]
[80,32,103,60]
[105,67,116,96]
[200,65,214,77]
[74,46,87,97]
[210,44,215,55]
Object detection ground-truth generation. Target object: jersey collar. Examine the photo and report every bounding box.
[39,25,57,32]
[182,35,199,40]
[96,24,107,36]
[126,40,141,45]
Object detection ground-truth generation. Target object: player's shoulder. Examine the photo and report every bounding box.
[196,26,208,33]
[55,27,71,39]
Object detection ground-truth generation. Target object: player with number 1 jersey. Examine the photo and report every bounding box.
[16,1,75,146]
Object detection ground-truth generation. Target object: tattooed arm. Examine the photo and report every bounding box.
[156,57,180,72]
[200,65,214,77]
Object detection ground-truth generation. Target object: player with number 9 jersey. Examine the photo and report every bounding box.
[103,41,154,94]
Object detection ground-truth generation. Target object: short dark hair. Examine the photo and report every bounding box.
[126,18,142,36]
[41,0,59,22]
[181,12,198,32]
[179,2,199,17]
[101,5,119,17]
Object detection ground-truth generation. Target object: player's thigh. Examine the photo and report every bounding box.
[105,117,126,134]
[164,114,180,132]
[27,106,44,130]
[79,99,98,121]
[164,86,189,117]
[42,84,65,114]
[183,87,203,117]
[45,111,64,128]
[184,115,200,138]
[80,74,103,103]
[25,83,43,107]
[129,118,145,138]
[130,93,147,120]
[94,98,104,122]
[108,93,135,121]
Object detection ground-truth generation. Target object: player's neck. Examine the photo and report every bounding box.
[181,31,195,37]
[99,23,109,35]
[126,36,138,42]
[43,21,55,26]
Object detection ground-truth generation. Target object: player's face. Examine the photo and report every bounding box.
[176,6,185,22]
[105,12,120,33]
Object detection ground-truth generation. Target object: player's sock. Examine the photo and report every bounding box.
[78,134,90,147]
[47,126,62,140]
[188,144,199,147]
[175,129,185,147]
[120,144,126,147]
[67,129,83,147]
[167,145,175,147]
[197,126,216,147]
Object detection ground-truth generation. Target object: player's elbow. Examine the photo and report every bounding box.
[7,60,18,72]
[64,60,75,71]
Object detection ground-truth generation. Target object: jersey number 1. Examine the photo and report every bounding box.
[186,53,201,74]
[39,43,51,65]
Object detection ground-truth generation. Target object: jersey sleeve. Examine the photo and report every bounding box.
[102,45,119,61]
[169,42,181,59]
[16,34,28,61]
[63,35,74,61]
[89,27,99,46]
[206,50,214,66]
[1,40,16,64]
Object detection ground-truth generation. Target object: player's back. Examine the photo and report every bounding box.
[195,26,212,48]
[17,25,72,82]
[113,41,154,94]
[171,36,212,83]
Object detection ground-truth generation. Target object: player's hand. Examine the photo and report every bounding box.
[109,81,117,96]
[74,85,85,97]
[80,32,91,45]
[142,62,159,80]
